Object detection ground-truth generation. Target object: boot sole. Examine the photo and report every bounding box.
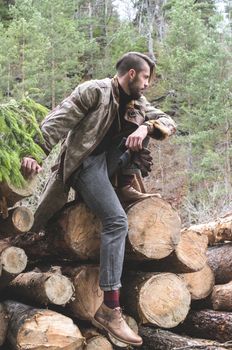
[91,317,143,347]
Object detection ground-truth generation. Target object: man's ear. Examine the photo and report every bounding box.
[128,69,136,80]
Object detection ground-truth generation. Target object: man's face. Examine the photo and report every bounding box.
[128,63,151,99]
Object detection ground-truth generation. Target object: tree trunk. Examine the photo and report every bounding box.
[7,269,74,306]
[0,178,38,208]
[0,243,27,289]
[46,197,181,261]
[207,243,232,284]
[3,300,85,350]
[0,304,9,346]
[179,309,232,342]
[62,265,103,321]
[178,264,215,300]
[0,206,34,236]
[211,281,232,311]
[82,328,113,350]
[121,272,190,328]
[139,327,229,350]
[184,214,232,245]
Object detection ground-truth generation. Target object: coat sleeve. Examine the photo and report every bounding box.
[38,81,101,154]
[140,96,177,140]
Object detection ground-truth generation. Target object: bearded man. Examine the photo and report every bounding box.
[21,52,176,346]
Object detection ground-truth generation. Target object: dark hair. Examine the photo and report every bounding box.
[116,52,156,80]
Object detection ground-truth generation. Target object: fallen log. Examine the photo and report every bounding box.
[62,265,103,321]
[178,309,232,342]
[3,300,85,350]
[0,304,9,346]
[140,228,208,273]
[178,264,215,300]
[139,327,231,350]
[0,178,38,208]
[7,269,74,306]
[126,197,181,260]
[183,214,232,245]
[0,206,34,236]
[47,197,181,261]
[121,272,191,328]
[82,328,113,350]
[0,242,27,289]
[211,281,232,311]
[207,243,232,284]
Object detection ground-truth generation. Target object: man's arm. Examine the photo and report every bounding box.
[125,96,176,152]
[21,81,101,177]
[141,95,176,140]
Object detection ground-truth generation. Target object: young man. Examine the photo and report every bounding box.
[21,52,176,346]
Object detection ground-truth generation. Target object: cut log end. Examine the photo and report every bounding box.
[44,274,74,305]
[12,206,34,233]
[127,197,181,260]
[139,273,191,327]
[1,247,27,274]
[86,335,113,350]
[176,229,208,272]
[179,264,215,300]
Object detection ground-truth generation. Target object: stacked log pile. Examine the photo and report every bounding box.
[1,179,232,349]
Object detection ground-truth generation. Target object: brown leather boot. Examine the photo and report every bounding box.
[92,303,143,346]
[116,185,161,204]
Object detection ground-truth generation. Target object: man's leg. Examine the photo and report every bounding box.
[70,153,142,346]
[32,170,69,233]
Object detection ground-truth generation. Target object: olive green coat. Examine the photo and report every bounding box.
[40,77,176,182]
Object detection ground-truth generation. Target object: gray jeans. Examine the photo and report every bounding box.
[70,152,128,291]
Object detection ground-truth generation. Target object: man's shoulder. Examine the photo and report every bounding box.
[78,78,112,91]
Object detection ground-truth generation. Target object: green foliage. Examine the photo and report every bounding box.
[0,97,47,186]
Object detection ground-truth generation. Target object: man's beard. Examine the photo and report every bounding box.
[128,78,142,100]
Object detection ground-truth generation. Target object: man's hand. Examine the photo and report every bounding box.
[126,125,148,152]
[21,157,42,179]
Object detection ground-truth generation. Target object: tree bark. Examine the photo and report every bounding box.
[7,269,74,306]
[139,327,229,350]
[3,300,85,350]
[207,243,232,284]
[178,264,215,300]
[46,197,181,261]
[179,309,232,342]
[0,206,34,236]
[0,242,27,289]
[121,272,190,328]
[0,178,38,208]
[62,265,103,321]
[184,214,232,245]
[0,304,9,346]
[211,281,232,311]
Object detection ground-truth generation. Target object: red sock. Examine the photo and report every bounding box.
[104,289,120,309]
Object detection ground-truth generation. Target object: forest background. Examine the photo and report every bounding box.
[0,0,231,226]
